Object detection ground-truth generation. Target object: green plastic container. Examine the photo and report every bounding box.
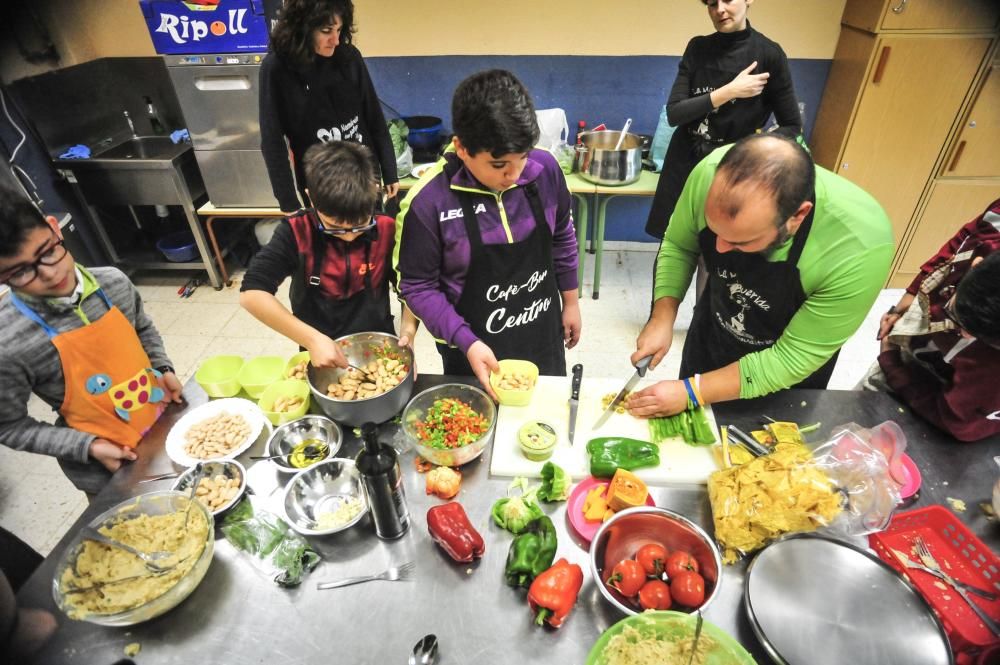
[195,355,244,397]
[237,356,285,398]
[284,351,311,381]
[258,379,311,426]
[586,611,756,665]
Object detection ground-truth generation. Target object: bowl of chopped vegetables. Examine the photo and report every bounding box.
[402,383,496,467]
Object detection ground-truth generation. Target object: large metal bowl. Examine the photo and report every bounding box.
[282,459,369,536]
[52,491,214,626]
[402,383,496,467]
[590,506,722,616]
[576,130,643,186]
[265,415,341,474]
[307,332,415,427]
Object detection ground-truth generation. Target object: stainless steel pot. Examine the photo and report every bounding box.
[576,130,643,186]
[307,332,415,427]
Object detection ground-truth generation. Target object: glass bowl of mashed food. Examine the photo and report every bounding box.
[52,490,215,626]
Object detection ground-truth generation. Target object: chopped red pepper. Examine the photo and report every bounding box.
[426,502,485,563]
[528,558,584,628]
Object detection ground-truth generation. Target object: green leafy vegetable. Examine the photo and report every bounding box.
[536,462,571,502]
[221,500,319,587]
[491,477,543,534]
[387,119,409,158]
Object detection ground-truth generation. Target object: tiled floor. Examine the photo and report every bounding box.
[0,247,903,555]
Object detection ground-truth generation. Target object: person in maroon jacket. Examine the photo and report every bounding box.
[241,141,417,369]
[873,197,1000,442]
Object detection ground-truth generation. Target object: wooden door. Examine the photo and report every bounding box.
[879,0,1000,32]
[837,35,992,244]
[891,181,1000,287]
[942,61,1000,178]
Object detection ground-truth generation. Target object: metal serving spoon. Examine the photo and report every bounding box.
[249,442,329,462]
[79,527,178,573]
[408,634,438,665]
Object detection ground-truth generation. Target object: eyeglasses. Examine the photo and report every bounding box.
[316,215,377,236]
[1,236,67,288]
[943,295,1000,350]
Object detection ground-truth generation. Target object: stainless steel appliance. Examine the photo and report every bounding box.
[165,53,277,207]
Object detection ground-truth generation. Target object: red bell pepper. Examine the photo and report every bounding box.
[527,558,584,628]
[426,502,485,563]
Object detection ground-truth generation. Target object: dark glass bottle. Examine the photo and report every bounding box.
[356,422,409,539]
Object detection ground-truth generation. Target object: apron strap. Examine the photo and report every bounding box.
[7,292,58,338]
[522,182,550,239]
[786,193,817,266]
[308,210,326,288]
[457,190,485,253]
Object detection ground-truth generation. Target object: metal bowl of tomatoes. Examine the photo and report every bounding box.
[590,506,722,616]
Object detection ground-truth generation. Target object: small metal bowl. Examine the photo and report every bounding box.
[282,459,369,536]
[171,460,246,518]
[265,415,341,474]
[590,506,722,616]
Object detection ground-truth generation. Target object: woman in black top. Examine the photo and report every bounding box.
[259,0,398,213]
[645,0,801,238]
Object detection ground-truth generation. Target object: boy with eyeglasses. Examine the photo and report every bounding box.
[241,140,417,368]
[0,187,182,495]
[870,197,1000,441]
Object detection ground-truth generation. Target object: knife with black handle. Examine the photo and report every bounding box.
[568,364,583,445]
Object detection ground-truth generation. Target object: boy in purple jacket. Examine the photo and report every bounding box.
[394,70,581,397]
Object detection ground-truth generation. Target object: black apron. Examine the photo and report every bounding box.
[287,59,371,205]
[679,198,838,390]
[289,216,394,341]
[436,178,567,377]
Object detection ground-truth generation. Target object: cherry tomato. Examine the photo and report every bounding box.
[670,570,706,608]
[638,578,672,610]
[665,550,699,579]
[635,543,669,577]
[606,559,645,597]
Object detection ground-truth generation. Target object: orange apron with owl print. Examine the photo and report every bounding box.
[9,288,165,447]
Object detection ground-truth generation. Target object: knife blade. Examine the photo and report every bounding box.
[567,364,583,445]
[592,355,652,431]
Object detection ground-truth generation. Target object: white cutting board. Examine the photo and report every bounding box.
[489,376,719,485]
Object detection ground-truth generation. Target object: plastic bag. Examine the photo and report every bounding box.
[221,498,320,587]
[708,421,903,564]
[649,105,674,173]
[535,108,569,151]
[553,143,575,175]
[395,144,413,178]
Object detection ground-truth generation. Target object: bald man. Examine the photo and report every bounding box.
[629,134,893,417]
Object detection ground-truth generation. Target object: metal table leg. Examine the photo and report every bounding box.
[572,193,589,298]
[593,194,620,300]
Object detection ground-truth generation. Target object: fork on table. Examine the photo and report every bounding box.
[316,561,415,590]
[912,536,1000,636]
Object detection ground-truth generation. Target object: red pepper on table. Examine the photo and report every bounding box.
[426,502,485,563]
[527,558,584,628]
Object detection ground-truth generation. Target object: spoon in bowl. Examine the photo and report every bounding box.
[250,442,329,462]
[613,118,633,150]
[408,634,438,665]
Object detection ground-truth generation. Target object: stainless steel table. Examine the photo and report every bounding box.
[17,380,1000,664]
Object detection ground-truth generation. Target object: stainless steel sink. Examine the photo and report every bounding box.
[92,135,181,160]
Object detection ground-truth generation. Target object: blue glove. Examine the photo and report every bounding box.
[170,129,190,144]
[59,145,91,159]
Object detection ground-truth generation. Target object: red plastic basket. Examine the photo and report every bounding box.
[869,505,1000,663]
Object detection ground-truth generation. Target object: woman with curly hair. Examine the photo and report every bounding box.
[259,0,398,213]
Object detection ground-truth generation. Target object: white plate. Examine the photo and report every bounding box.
[165,398,269,467]
[410,163,435,179]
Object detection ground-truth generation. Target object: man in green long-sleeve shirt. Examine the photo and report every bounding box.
[629,134,893,417]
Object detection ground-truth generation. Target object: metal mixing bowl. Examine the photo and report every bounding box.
[171,459,246,517]
[307,332,415,427]
[52,490,214,626]
[402,383,496,466]
[590,506,722,616]
[576,130,643,186]
[265,415,341,474]
[282,459,369,536]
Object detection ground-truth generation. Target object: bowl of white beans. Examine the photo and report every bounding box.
[171,460,247,518]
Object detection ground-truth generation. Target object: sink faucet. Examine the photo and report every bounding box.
[123,110,136,137]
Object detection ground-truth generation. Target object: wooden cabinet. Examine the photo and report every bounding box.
[891,181,1000,287]
[811,4,998,286]
[843,0,999,34]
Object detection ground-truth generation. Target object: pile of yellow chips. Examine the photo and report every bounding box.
[708,441,844,564]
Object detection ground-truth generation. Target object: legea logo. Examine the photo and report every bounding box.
[155,9,249,44]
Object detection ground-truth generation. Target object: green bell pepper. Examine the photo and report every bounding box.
[504,516,558,588]
[648,406,716,446]
[586,437,660,478]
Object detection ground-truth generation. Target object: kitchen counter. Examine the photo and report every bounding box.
[16,379,1000,664]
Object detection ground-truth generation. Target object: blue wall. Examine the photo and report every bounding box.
[367,55,831,242]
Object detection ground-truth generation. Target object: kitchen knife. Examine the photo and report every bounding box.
[592,355,652,431]
[567,364,583,445]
